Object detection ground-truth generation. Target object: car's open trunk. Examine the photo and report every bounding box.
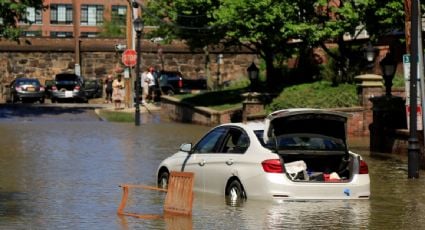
[263,109,354,183]
[279,151,354,182]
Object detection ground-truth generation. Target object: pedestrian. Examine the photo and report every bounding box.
[112,75,125,110]
[146,66,156,103]
[141,68,149,104]
[104,74,113,103]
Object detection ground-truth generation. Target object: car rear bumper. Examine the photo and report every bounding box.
[16,92,45,99]
[244,173,370,201]
[52,90,85,99]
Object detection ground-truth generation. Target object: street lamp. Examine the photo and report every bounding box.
[379,52,397,97]
[247,62,259,92]
[363,42,378,70]
[133,17,144,126]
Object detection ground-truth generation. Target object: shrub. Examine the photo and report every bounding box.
[266,81,360,112]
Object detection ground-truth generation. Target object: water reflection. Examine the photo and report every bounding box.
[1,120,425,229]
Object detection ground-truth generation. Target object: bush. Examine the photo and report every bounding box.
[266,81,360,112]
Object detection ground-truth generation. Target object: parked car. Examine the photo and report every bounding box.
[51,73,87,103]
[83,79,103,99]
[5,78,45,104]
[158,71,207,96]
[156,109,370,202]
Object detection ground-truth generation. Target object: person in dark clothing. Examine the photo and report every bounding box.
[104,75,113,103]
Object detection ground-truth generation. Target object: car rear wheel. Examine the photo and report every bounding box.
[158,171,169,189]
[226,180,246,205]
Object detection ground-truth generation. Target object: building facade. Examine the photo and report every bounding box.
[20,0,134,38]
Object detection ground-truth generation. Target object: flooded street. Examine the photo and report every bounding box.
[1,106,425,229]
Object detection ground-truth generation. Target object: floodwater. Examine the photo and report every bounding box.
[1,109,425,229]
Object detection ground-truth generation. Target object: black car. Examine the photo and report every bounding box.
[83,79,103,99]
[5,78,45,104]
[158,71,207,96]
[51,73,87,103]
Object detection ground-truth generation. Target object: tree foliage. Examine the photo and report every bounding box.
[142,0,413,87]
[0,0,45,40]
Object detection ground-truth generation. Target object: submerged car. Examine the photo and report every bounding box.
[83,79,103,99]
[51,73,87,103]
[156,109,370,202]
[5,78,45,104]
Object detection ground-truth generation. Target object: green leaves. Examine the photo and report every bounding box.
[0,0,44,40]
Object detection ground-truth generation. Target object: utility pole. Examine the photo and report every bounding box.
[405,0,412,53]
[408,0,420,178]
[73,0,81,76]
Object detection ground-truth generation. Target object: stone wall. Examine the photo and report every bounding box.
[0,38,257,87]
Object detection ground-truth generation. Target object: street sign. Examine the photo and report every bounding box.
[122,49,137,67]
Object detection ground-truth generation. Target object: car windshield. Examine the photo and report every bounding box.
[17,80,39,86]
[56,80,78,85]
[85,81,97,87]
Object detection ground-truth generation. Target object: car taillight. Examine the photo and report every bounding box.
[359,160,369,174]
[178,78,183,88]
[15,86,22,92]
[262,159,283,173]
[74,85,80,91]
[52,86,57,91]
[40,86,45,92]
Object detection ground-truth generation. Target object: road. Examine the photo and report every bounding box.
[0,102,108,122]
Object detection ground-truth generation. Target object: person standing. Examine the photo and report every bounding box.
[141,68,149,104]
[104,75,113,103]
[146,66,156,103]
[112,75,125,110]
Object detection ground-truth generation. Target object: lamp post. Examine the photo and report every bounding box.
[379,52,397,97]
[247,62,259,92]
[133,17,144,126]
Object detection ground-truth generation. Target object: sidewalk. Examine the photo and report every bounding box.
[92,98,161,114]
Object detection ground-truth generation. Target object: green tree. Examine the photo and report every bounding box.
[0,0,45,40]
[145,1,416,86]
[98,14,126,38]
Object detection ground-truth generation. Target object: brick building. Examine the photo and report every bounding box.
[20,0,135,38]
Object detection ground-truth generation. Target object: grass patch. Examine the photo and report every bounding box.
[177,88,248,111]
[97,110,134,122]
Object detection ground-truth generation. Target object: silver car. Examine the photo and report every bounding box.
[156,109,370,202]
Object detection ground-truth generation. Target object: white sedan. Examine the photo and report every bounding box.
[156,109,370,202]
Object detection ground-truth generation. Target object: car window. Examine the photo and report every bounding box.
[193,127,227,153]
[276,134,345,151]
[222,127,249,154]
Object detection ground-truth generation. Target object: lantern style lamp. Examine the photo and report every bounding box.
[247,62,259,91]
[379,52,397,97]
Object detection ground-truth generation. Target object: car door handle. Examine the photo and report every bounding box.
[198,160,206,166]
[226,159,234,165]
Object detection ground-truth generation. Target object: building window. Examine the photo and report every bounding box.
[80,32,99,38]
[50,4,73,24]
[50,31,73,38]
[22,7,42,24]
[22,31,42,37]
[111,5,127,24]
[81,5,104,26]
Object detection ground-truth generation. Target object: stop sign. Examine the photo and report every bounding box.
[122,49,137,67]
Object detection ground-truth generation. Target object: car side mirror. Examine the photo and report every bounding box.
[180,143,192,153]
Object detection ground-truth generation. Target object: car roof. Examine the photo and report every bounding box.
[219,121,264,132]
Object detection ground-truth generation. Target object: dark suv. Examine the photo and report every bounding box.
[51,73,87,103]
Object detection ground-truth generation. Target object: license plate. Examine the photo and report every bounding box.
[27,87,35,92]
[65,91,73,98]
